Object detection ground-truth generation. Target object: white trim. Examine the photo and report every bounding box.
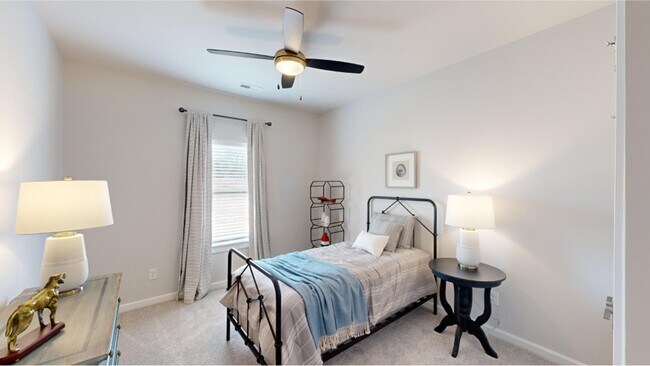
[119,281,228,314]
[431,303,582,365]
[613,1,626,363]
[485,325,582,365]
[119,292,177,313]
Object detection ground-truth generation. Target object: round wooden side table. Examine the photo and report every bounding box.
[429,258,506,358]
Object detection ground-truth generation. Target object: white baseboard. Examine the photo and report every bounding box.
[430,303,582,365]
[120,280,228,314]
[210,279,227,290]
[485,325,583,365]
[120,292,177,313]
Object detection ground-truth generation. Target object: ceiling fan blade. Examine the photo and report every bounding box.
[207,49,274,60]
[306,59,365,74]
[283,7,304,53]
[281,74,295,89]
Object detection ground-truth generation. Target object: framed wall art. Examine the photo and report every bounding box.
[385,151,418,188]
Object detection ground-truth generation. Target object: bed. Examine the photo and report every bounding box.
[220,196,439,365]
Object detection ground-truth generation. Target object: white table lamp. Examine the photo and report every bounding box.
[15,177,113,295]
[446,193,495,270]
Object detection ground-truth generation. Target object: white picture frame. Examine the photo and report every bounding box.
[385,151,418,188]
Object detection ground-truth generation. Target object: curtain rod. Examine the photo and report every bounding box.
[178,107,272,126]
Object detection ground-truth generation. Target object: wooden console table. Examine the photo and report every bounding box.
[0,273,122,365]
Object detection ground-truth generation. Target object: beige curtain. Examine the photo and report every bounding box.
[178,111,212,303]
[247,121,271,259]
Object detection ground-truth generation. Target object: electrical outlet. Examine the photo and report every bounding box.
[149,268,158,280]
[490,290,499,306]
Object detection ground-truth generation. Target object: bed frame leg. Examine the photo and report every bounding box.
[226,311,231,341]
[433,294,438,315]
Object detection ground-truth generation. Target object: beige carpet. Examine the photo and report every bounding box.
[118,290,551,365]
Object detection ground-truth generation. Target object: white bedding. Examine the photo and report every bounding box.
[220,242,437,365]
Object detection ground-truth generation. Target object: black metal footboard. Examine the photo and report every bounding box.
[226,248,282,365]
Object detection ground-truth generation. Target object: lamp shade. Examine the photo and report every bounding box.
[446,193,495,229]
[15,180,113,234]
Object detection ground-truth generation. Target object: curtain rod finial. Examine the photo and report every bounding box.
[179,107,187,113]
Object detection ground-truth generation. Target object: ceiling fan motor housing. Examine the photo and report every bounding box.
[274,49,306,76]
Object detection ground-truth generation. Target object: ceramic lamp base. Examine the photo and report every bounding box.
[456,229,481,270]
[458,263,479,271]
[40,233,89,293]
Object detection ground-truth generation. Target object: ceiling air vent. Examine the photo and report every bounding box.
[240,83,263,93]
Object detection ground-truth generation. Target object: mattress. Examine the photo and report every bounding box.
[220,242,437,365]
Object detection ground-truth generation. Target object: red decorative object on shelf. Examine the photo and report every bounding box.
[317,197,338,204]
[320,232,330,246]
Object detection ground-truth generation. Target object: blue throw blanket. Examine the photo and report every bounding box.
[257,252,370,352]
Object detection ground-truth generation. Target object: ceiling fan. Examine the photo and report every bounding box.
[207,7,365,89]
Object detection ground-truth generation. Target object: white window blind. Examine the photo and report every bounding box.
[212,142,249,246]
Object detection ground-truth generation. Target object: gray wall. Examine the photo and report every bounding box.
[62,61,320,304]
[0,2,63,307]
[318,7,615,364]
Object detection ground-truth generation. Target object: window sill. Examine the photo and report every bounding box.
[212,241,249,254]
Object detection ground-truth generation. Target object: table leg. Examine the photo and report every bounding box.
[434,280,456,333]
[434,280,499,359]
[452,284,473,358]
[439,280,454,315]
[467,323,498,358]
[452,323,463,358]
[475,288,492,326]
[467,288,498,358]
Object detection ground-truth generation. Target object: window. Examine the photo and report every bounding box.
[212,141,248,248]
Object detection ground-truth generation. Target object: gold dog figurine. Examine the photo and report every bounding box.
[4,272,66,353]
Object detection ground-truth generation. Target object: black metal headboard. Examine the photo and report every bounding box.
[366,196,438,259]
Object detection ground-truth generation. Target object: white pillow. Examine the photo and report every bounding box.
[352,231,389,257]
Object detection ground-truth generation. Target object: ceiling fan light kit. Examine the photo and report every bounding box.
[274,50,306,76]
[207,7,365,91]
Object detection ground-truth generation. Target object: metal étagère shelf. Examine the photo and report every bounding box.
[310,180,345,247]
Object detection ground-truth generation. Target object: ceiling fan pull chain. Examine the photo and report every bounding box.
[299,74,303,101]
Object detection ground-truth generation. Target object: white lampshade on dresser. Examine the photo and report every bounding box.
[446,193,495,270]
[15,177,113,295]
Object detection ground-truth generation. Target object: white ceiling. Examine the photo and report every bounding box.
[34,1,612,113]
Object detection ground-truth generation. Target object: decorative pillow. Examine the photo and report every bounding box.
[369,218,403,252]
[373,213,417,249]
[352,231,389,257]
[398,216,417,249]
